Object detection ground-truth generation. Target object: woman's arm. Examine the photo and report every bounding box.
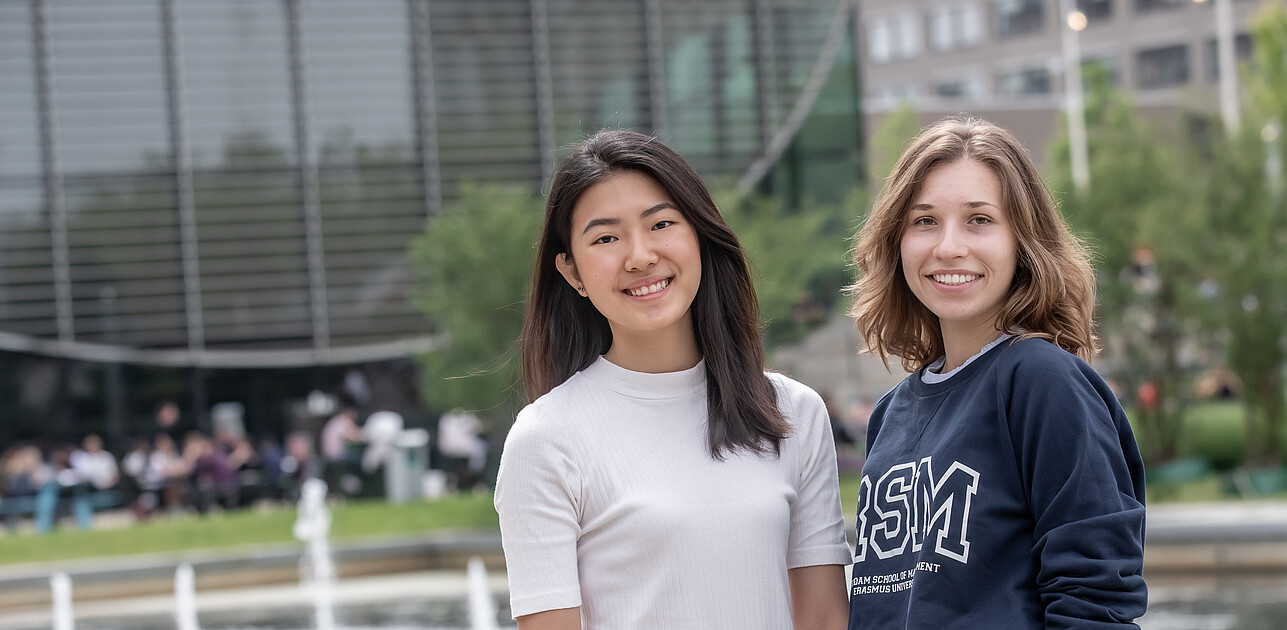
[1008,351,1147,627]
[788,565,848,630]
[516,607,581,630]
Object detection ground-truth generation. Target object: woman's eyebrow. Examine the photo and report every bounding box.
[581,202,678,234]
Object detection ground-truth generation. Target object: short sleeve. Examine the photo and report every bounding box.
[1004,347,1148,628]
[774,376,854,569]
[493,405,584,618]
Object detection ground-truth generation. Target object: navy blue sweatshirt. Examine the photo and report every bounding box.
[847,338,1147,629]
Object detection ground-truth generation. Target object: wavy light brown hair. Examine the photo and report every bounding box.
[847,114,1098,372]
[521,129,788,459]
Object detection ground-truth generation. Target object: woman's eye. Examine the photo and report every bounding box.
[652,220,675,230]
[910,216,935,227]
[969,215,993,225]
[592,235,617,245]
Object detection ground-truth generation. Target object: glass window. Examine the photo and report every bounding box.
[1136,44,1189,89]
[868,11,922,63]
[894,11,923,59]
[931,2,984,52]
[933,74,984,100]
[1082,56,1120,86]
[48,2,169,175]
[993,0,1044,39]
[997,67,1052,96]
[1134,0,1186,12]
[1205,33,1254,82]
[868,17,893,63]
[1077,0,1113,21]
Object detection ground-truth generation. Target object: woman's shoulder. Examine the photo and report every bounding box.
[765,371,829,424]
[996,336,1115,400]
[998,336,1088,376]
[765,370,821,401]
[508,372,596,443]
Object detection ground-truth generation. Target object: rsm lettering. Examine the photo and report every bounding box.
[853,457,980,564]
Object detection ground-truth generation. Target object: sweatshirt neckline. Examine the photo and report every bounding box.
[581,355,706,399]
[908,337,1012,396]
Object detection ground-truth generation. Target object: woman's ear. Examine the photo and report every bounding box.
[554,253,585,295]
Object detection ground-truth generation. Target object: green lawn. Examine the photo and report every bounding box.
[2,465,1276,568]
[0,493,498,567]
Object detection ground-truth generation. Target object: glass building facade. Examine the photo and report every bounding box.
[0,0,862,442]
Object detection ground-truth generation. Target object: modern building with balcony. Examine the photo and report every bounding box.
[857,0,1264,168]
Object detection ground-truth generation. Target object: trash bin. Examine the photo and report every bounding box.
[384,428,430,504]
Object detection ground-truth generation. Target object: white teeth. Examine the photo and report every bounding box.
[627,279,670,297]
[933,274,979,286]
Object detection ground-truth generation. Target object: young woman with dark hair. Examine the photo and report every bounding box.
[845,115,1147,629]
[496,129,851,630]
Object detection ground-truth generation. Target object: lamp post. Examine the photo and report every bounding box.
[1060,0,1090,194]
[1195,0,1240,134]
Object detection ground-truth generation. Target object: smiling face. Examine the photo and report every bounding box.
[900,158,1017,359]
[555,170,702,371]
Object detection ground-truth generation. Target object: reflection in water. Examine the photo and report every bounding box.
[25,573,1287,630]
[1139,575,1287,630]
[23,597,507,630]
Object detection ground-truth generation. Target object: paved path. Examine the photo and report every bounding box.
[1147,500,1287,543]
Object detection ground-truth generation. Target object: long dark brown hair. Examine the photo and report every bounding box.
[521,129,788,458]
[848,114,1098,372]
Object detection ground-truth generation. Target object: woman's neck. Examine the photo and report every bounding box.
[940,321,1005,373]
[603,321,701,374]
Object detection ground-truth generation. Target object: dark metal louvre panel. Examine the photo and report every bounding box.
[176,0,311,348]
[0,0,845,366]
[47,2,185,346]
[546,0,652,146]
[301,1,430,343]
[659,0,766,174]
[431,0,544,197]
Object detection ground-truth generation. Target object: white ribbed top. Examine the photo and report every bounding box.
[494,357,852,629]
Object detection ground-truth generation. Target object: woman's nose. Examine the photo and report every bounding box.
[933,225,968,259]
[624,235,660,270]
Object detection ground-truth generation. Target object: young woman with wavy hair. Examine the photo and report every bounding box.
[496,129,851,630]
[845,115,1147,629]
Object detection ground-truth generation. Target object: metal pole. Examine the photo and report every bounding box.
[1215,0,1240,135]
[643,0,669,138]
[32,0,75,342]
[848,0,867,188]
[408,0,443,216]
[284,0,330,351]
[161,0,206,354]
[750,0,778,151]
[530,0,555,184]
[1059,0,1090,194]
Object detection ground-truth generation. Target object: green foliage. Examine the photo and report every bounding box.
[716,188,858,344]
[1176,401,1247,471]
[1044,7,1287,465]
[1194,5,1287,463]
[1047,69,1207,464]
[409,183,542,425]
[867,103,924,183]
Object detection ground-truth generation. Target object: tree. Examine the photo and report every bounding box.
[1047,65,1208,464]
[717,188,856,345]
[867,103,924,182]
[1195,5,1287,464]
[409,183,541,426]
